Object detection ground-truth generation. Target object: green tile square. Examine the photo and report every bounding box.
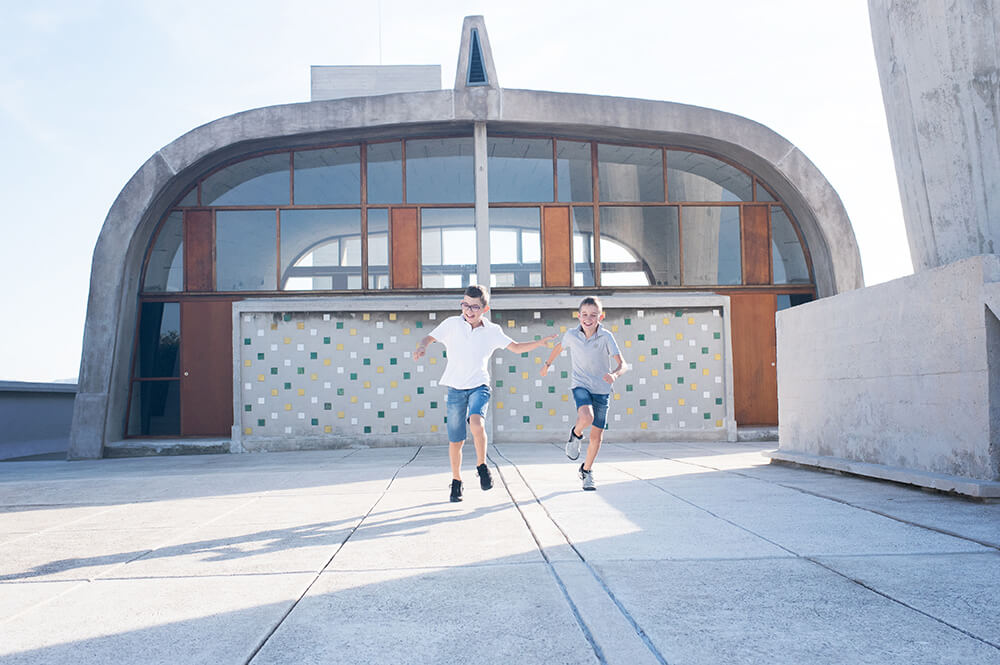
[547,320,554,327]
[363,358,371,366]
[391,425,399,433]
[508,366,516,373]
[548,386,555,393]
[377,343,384,350]
[243,338,251,345]
[637,333,645,341]
[522,416,530,423]
[651,348,658,356]
[311,418,319,426]
[689,362,696,369]
[560,371,568,379]
[521,352,529,358]
[270,367,278,375]
[323,337,331,344]
[664,362,672,370]
[713,332,721,339]
[704,412,711,420]
[626,384,633,392]
[310,352,318,359]
[430,401,438,409]
[701,347,709,354]
[378,411,384,418]
[283,382,291,389]
[324,402,332,410]
[297,367,305,374]
[535,401,542,409]
[624,318,631,325]
[675,311,683,317]
[336,322,343,329]
[337,388,344,396]
[416,321,423,328]
[417,387,424,394]
[364,426,371,434]
[442,350,447,358]
[257,352,265,360]
[495,380,503,387]
[677,377,684,384]
[715,398,723,405]
[244,404,252,412]
[350,373,357,380]
[403,372,411,380]
[639,399,646,407]
[283,313,292,322]
[257,419,265,427]
[390,358,397,365]
[652,413,660,421]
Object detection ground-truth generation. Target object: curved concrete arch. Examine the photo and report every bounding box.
[70,88,863,458]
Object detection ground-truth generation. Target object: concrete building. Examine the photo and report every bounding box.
[772,1,1000,497]
[70,16,863,459]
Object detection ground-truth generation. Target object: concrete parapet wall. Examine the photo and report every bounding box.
[0,382,76,460]
[774,255,1000,496]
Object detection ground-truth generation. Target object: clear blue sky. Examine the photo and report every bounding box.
[0,0,908,382]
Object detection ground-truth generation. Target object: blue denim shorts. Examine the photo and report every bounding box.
[446,385,491,442]
[572,387,610,430]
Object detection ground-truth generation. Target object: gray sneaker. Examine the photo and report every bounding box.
[565,427,582,460]
[579,464,596,491]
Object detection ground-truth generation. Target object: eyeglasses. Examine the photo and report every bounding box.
[460,302,483,312]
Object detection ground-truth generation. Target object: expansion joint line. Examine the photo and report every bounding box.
[608,454,1000,654]
[242,446,423,665]
[489,448,670,665]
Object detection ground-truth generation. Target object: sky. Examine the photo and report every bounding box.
[0,0,909,382]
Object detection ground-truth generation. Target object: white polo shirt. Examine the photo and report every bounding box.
[428,315,513,389]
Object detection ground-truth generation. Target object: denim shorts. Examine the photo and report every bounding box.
[446,385,491,442]
[572,387,611,430]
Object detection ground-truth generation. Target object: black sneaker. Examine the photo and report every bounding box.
[450,479,463,502]
[477,463,493,490]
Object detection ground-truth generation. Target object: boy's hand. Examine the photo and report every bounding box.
[603,372,616,384]
[413,344,426,360]
[541,333,558,344]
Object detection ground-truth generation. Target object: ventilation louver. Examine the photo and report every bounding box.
[467,29,488,86]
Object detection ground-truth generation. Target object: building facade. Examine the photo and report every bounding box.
[69,17,863,458]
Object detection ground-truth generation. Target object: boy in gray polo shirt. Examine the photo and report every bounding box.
[541,297,627,490]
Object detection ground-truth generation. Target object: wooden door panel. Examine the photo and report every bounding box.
[542,206,572,287]
[391,208,420,288]
[180,299,234,436]
[742,205,771,285]
[184,209,214,291]
[727,292,777,425]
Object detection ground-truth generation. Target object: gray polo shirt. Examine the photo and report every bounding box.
[561,325,622,395]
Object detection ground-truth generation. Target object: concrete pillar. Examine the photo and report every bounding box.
[474,121,490,285]
[869,0,1000,271]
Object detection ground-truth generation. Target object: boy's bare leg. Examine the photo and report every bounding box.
[574,406,594,438]
[582,427,603,470]
[468,414,488,465]
[449,441,464,480]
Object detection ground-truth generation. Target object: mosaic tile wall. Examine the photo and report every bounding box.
[235,306,730,446]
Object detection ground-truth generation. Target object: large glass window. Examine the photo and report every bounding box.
[144,211,183,292]
[489,208,541,287]
[406,138,474,204]
[280,209,362,290]
[216,210,277,291]
[599,207,678,286]
[127,380,180,436]
[681,206,742,285]
[366,142,403,204]
[293,147,361,205]
[557,141,593,203]
[572,207,596,287]
[771,207,810,283]
[667,151,752,202]
[135,302,180,378]
[598,144,664,202]
[421,208,476,288]
[368,209,389,290]
[487,138,553,202]
[202,153,290,206]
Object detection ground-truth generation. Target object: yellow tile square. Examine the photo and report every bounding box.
[270,323,278,330]
[403,328,410,335]
[285,403,292,411]
[418,410,424,417]
[363,313,370,321]
[560,326,567,333]
[676,332,684,340]
[611,325,619,332]
[691,383,697,390]
[536,424,544,430]
[297,322,305,329]
[624,340,632,348]
[350,396,358,403]
[715,353,721,361]
[284,337,291,344]
[521,372,528,379]
[687,317,695,325]
[244,359,252,367]
[534,357,542,364]
[549,409,556,416]
[663,318,670,325]
[510,387,517,393]
[626,407,634,415]
[325,426,332,433]
[638,355,645,362]
[651,369,658,376]
[324,359,331,366]
[430,357,437,365]
[257,374,266,382]
[298,389,305,396]
[311,373,318,380]
[338,412,345,419]
[561,395,568,401]
[350,329,357,336]
[389,313,397,321]
[497,401,505,409]
[404,395,411,402]
[244,427,252,435]
[716,420,723,427]
[337,343,344,351]
[572,312,579,319]
[271,388,278,396]
[703,369,709,376]
[508,320,515,328]
[363,381,371,388]
[665,384,672,390]
[614,393,621,401]
[678,398,685,406]
[430,424,438,432]
[377,367,385,374]
[640,422,648,430]
[390,380,398,388]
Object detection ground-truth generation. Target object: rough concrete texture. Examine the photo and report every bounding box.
[776,255,1000,494]
[870,0,1000,272]
[1,442,997,664]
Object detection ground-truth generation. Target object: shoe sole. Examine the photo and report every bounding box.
[450,496,463,502]
[583,486,596,491]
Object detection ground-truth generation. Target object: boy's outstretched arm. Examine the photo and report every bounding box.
[506,333,558,355]
[540,342,563,377]
[604,353,627,384]
[413,335,437,360]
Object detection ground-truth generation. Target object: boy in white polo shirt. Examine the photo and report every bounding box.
[415,285,557,502]
[541,296,627,491]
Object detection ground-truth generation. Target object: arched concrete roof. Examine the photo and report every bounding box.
[69,87,863,458]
